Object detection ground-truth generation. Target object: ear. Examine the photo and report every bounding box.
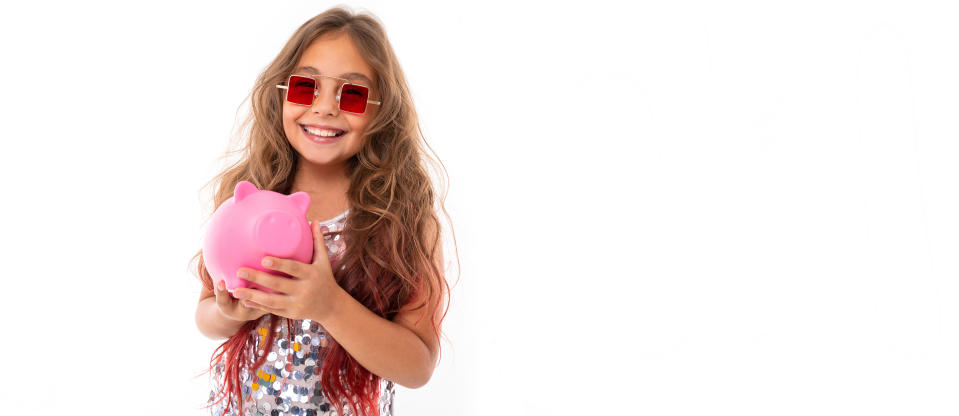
[288,191,311,215]
[234,181,258,203]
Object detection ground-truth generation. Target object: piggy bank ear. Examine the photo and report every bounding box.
[288,191,311,214]
[235,181,259,203]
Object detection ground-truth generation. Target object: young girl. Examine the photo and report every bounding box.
[192,7,455,416]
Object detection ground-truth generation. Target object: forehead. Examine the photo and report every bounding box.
[295,33,375,85]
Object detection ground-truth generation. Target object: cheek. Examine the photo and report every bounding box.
[283,106,307,136]
[282,105,297,123]
[346,115,372,135]
[283,119,297,139]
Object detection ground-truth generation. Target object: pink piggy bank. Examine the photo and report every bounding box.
[202,180,313,293]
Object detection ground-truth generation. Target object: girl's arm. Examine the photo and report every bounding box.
[319,282,441,389]
[195,285,254,340]
[197,299,246,340]
[319,246,445,389]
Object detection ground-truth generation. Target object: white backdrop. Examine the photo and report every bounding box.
[1,1,957,415]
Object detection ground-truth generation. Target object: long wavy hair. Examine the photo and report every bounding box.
[191,7,457,416]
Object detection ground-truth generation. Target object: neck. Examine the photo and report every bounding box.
[290,158,351,220]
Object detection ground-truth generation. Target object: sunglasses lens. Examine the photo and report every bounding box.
[287,76,315,105]
[339,84,369,113]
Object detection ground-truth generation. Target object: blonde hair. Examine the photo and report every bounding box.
[192,6,457,416]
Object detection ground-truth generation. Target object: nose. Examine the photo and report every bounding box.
[310,79,340,116]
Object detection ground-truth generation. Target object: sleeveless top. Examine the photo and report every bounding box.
[208,208,396,416]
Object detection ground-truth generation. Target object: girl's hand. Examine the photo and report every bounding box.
[231,220,345,322]
[214,279,268,322]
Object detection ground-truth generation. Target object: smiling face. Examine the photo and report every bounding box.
[282,31,379,176]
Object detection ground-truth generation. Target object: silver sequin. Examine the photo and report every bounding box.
[208,209,395,416]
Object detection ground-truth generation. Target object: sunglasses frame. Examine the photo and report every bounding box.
[275,74,381,114]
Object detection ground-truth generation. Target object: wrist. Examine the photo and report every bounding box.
[317,286,350,324]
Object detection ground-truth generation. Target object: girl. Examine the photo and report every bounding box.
[191,7,455,416]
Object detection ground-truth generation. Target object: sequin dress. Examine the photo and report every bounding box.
[208,209,396,416]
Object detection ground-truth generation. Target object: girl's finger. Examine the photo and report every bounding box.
[311,220,331,265]
[244,300,276,315]
[214,284,228,303]
[236,288,274,310]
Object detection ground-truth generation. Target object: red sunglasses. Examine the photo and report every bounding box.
[275,74,381,114]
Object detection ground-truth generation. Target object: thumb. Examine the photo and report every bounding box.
[312,220,330,265]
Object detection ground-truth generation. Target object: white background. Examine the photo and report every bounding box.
[1,0,957,415]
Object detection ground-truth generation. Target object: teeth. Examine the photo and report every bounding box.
[303,126,343,137]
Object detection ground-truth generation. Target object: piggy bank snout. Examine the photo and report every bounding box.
[254,211,306,257]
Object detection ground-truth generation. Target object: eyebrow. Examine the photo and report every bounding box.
[293,66,374,85]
